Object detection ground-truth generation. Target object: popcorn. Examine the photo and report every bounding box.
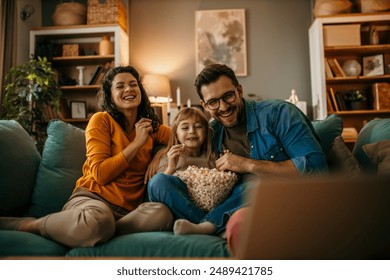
[174,166,238,212]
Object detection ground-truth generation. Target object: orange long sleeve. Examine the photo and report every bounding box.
[75,112,171,211]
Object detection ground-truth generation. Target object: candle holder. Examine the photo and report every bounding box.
[76,66,85,86]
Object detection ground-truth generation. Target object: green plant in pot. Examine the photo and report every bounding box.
[344,89,367,111]
[1,56,62,153]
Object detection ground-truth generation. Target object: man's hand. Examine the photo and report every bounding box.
[216,150,299,178]
[216,151,249,173]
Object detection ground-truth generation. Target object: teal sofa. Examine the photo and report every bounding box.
[0,119,229,258]
[1,114,389,258]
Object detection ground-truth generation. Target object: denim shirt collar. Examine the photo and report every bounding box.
[245,98,259,134]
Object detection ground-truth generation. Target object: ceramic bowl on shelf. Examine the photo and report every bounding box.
[342,60,362,77]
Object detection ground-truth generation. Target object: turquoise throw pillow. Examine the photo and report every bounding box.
[27,120,86,218]
[311,114,343,157]
[0,120,41,216]
[353,118,390,173]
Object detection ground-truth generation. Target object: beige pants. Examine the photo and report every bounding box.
[38,188,174,248]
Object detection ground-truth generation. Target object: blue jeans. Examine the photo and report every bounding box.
[147,173,247,234]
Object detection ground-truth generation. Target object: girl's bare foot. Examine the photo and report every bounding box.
[173,219,216,235]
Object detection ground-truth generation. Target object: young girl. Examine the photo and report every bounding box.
[147,107,239,236]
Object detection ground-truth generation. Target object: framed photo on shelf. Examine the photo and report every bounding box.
[195,9,247,76]
[362,54,384,76]
[70,101,87,119]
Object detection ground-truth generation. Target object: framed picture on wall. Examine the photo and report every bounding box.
[362,54,384,76]
[70,101,87,119]
[195,9,247,76]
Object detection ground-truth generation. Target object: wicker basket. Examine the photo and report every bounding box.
[52,2,87,26]
[313,0,353,17]
[87,0,127,32]
[358,0,390,13]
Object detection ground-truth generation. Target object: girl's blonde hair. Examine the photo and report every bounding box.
[159,107,215,168]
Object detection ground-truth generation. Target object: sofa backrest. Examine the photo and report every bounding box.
[0,120,41,216]
[27,120,86,218]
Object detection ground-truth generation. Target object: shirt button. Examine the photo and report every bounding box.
[251,145,254,149]
[270,155,274,159]
[280,148,283,151]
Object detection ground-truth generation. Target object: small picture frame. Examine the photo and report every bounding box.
[70,101,87,119]
[362,54,384,76]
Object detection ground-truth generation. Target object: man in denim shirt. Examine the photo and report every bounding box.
[196,64,327,178]
[194,64,327,252]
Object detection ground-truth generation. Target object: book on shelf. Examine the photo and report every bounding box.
[88,65,103,85]
[332,58,346,77]
[335,91,348,111]
[94,61,114,85]
[327,58,346,77]
[329,88,339,111]
[324,59,334,78]
[326,89,335,111]
[372,82,390,110]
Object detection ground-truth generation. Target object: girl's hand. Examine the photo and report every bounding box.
[164,144,185,174]
[133,118,153,148]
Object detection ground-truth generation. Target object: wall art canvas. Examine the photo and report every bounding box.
[195,9,247,76]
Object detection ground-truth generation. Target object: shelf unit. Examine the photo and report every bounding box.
[309,12,390,143]
[30,24,129,126]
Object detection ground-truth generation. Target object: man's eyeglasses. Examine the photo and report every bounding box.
[204,89,237,110]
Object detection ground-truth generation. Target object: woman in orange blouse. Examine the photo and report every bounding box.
[0,66,173,247]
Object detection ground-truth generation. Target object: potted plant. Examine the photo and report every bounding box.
[1,56,62,153]
[344,89,367,110]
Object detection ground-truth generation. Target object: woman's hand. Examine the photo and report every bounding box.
[133,118,153,148]
[164,144,185,175]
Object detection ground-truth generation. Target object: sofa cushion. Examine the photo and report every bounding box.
[27,120,86,218]
[363,140,390,176]
[0,120,41,216]
[311,114,343,157]
[0,230,68,256]
[67,232,230,258]
[353,118,390,173]
[327,136,361,175]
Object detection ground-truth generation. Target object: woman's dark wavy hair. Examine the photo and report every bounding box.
[98,66,161,132]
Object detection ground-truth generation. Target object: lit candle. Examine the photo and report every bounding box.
[176,86,181,109]
[187,98,191,108]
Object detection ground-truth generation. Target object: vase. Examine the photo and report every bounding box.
[350,101,366,111]
[99,36,113,56]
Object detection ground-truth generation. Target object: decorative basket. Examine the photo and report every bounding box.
[313,0,353,17]
[358,0,390,13]
[87,0,127,32]
[52,2,87,26]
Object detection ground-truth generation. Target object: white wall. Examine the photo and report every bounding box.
[16,0,41,65]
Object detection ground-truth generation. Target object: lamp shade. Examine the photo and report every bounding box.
[143,74,171,103]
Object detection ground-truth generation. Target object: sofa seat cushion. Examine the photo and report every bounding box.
[353,118,390,173]
[27,120,86,218]
[0,230,68,257]
[0,120,41,216]
[67,232,230,258]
